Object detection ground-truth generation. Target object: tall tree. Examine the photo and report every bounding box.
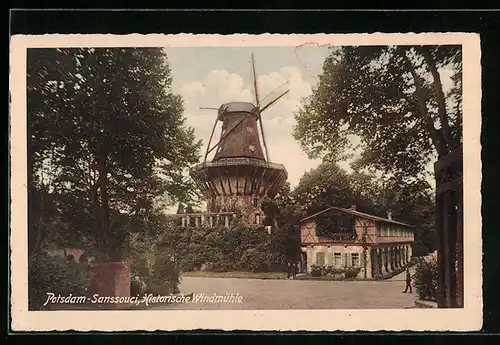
[292,162,358,214]
[291,162,436,248]
[293,45,462,181]
[27,48,202,260]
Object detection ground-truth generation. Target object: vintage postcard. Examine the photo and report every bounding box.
[9,33,482,332]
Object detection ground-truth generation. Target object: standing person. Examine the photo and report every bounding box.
[403,268,412,293]
[287,262,291,279]
[292,262,297,279]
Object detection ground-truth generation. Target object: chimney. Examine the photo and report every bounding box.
[350,205,356,211]
[387,210,392,220]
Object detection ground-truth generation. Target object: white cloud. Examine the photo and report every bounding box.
[177,66,321,190]
[180,81,206,98]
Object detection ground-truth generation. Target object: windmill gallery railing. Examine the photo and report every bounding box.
[167,212,237,228]
[434,147,463,308]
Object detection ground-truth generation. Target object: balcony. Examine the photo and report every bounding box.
[166,212,236,228]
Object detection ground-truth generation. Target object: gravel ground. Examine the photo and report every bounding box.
[150,274,416,310]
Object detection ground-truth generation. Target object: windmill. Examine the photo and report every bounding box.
[190,53,289,226]
[201,53,289,163]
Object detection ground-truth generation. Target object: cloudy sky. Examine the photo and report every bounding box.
[165,46,334,191]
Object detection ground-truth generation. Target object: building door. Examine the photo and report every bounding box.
[300,252,307,273]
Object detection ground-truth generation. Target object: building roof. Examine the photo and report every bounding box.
[299,206,414,228]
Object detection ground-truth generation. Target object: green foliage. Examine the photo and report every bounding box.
[27,48,202,259]
[28,252,91,310]
[344,267,362,279]
[413,257,439,301]
[292,160,436,250]
[412,241,432,257]
[309,265,361,279]
[294,45,462,178]
[153,216,292,273]
[126,222,180,294]
[310,265,323,277]
[292,46,460,252]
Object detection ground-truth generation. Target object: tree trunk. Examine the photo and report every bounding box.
[98,151,116,261]
[419,46,455,150]
[403,53,449,157]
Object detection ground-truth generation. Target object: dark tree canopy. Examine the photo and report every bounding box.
[28,48,202,260]
[293,45,462,181]
[291,162,436,250]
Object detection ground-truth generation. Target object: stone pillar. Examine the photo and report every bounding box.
[186,215,191,227]
[395,247,400,268]
[384,249,389,273]
[201,214,205,226]
[209,216,213,227]
[370,249,377,278]
[408,245,413,262]
[378,249,383,275]
[195,216,200,227]
[387,248,394,272]
[224,215,229,227]
[88,262,131,310]
[400,247,404,266]
[181,216,186,227]
[366,248,372,279]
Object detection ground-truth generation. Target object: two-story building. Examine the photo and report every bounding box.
[300,205,415,279]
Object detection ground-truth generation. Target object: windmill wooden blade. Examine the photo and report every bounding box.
[251,53,260,107]
[259,81,290,115]
[260,89,290,114]
[256,82,290,162]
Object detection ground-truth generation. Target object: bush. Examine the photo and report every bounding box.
[413,257,438,301]
[309,265,359,278]
[325,266,345,275]
[412,241,431,257]
[310,265,323,277]
[155,221,289,274]
[344,267,361,279]
[126,231,180,295]
[28,252,91,310]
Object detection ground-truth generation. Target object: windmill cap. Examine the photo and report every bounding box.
[218,102,259,120]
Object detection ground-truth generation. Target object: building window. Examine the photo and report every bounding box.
[351,253,360,267]
[251,179,257,193]
[252,198,258,208]
[334,253,342,267]
[316,252,325,266]
[255,214,260,224]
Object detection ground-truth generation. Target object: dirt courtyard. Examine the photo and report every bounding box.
[152,273,416,310]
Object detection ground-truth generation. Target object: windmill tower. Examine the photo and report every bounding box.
[190,54,288,225]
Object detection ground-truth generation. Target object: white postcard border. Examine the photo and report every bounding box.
[10,33,482,332]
